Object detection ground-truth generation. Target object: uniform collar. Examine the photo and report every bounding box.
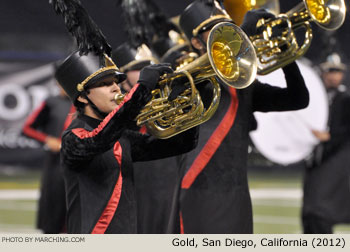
[78,114,102,129]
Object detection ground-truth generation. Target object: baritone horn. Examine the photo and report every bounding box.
[116,22,257,139]
[250,0,346,75]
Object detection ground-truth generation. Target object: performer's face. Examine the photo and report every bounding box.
[191,30,210,55]
[200,30,210,43]
[322,70,345,89]
[85,75,122,114]
[118,70,141,92]
[127,70,141,86]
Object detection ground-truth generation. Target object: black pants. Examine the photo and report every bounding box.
[37,154,66,234]
[302,214,333,234]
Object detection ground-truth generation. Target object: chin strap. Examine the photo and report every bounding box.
[82,92,108,119]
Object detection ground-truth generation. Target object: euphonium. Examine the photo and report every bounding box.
[122,22,257,139]
[250,0,346,75]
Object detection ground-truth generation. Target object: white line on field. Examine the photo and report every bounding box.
[0,190,39,200]
[0,188,303,200]
[250,188,302,199]
[253,199,301,207]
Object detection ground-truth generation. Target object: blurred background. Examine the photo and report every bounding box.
[0,0,349,233]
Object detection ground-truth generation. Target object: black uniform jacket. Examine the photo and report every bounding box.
[60,84,199,234]
[179,62,309,233]
[23,95,73,143]
[22,95,74,233]
[303,88,350,224]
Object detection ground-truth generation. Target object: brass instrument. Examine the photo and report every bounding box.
[224,0,280,25]
[226,0,346,75]
[116,22,257,139]
[114,93,125,105]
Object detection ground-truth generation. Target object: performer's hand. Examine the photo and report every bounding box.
[241,9,275,37]
[168,77,188,101]
[311,130,331,142]
[138,63,174,90]
[45,136,61,152]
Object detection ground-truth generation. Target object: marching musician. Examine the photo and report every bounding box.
[50,0,199,233]
[56,51,198,234]
[174,0,309,234]
[22,75,74,234]
[112,43,184,233]
[302,53,350,234]
[112,43,157,93]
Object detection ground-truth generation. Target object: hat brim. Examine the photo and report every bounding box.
[85,69,127,89]
[320,62,347,72]
[194,16,233,37]
[121,60,152,72]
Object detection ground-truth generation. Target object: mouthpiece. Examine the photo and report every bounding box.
[114,93,126,105]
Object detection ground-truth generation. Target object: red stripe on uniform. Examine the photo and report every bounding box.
[91,141,123,234]
[180,211,184,234]
[72,84,140,139]
[62,105,76,133]
[22,101,48,143]
[181,88,239,189]
[139,125,147,134]
[58,106,76,148]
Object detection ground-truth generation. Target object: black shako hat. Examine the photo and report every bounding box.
[179,0,232,41]
[151,37,190,68]
[112,43,158,72]
[55,51,126,103]
[152,37,178,59]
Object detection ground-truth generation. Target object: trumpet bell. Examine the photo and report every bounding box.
[208,22,257,89]
[304,0,346,30]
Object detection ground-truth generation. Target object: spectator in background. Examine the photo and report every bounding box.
[303,53,350,233]
[22,66,75,233]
